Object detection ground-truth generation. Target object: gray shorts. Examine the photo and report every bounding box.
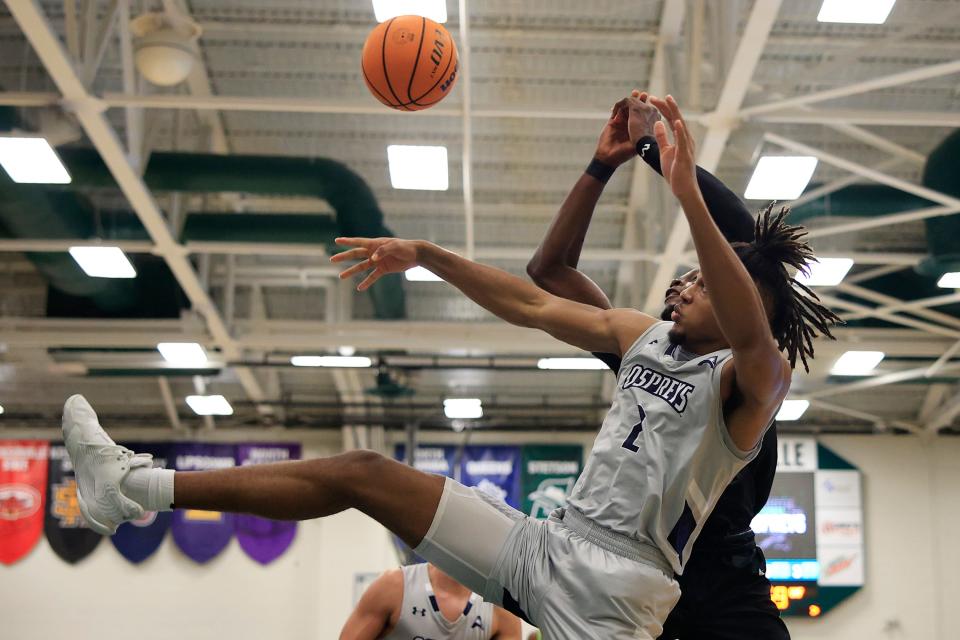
[414,477,681,640]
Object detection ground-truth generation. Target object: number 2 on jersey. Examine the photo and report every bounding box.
[621,405,647,452]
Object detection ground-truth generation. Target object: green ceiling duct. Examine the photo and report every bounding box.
[0,172,146,311]
[789,184,933,222]
[56,148,405,319]
[919,129,960,278]
[0,136,404,318]
[786,129,960,325]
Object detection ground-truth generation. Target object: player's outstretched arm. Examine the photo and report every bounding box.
[647,95,790,448]
[492,606,524,639]
[526,98,635,309]
[339,569,402,640]
[332,237,656,357]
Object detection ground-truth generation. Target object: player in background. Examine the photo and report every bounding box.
[341,562,522,640]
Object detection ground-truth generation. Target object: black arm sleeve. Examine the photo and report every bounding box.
[590,140,757,376]
[636,136,755,243]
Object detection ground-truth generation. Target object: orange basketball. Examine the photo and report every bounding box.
[361,15,459,111]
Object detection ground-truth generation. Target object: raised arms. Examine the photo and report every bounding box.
[527,91,756,314]
[647,95,790,450]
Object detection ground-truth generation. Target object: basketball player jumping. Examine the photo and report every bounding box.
[62,95,838,640]
[526,93,789,639]
[340,562,522,639]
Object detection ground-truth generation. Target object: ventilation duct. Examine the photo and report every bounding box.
[0,137,404,318]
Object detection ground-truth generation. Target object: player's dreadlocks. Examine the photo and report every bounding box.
[732,203,843,372]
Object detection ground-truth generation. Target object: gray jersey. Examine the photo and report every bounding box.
[567,321,763,575]
[384,563,495,640]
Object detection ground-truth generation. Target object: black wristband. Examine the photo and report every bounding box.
[636,136,662,175]
[636,136,657,159]
[585,157,616,183]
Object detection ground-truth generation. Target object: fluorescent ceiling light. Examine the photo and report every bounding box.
[444,398,482,419]
[387,145,449,191]
[338,345,357,357]
[537,358,609,370]
[405,266,443,282]
[291,355,373,368]
[795,257,854,287]
[185,395,233,416]
[744,156,818,200]
[776,399,810,421]
[937,272,960,289]
[0,136,71,184]
[68,246,137,278]
[817,0,896,24]
[831,350,885,376]
[0,404,4,415]
[157,342,208,367]
[372,0,448,23]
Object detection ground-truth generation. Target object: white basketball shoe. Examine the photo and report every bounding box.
[62,394,154,535]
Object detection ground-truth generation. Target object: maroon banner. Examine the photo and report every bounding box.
[0,440,49,565]
[235,443,301,565]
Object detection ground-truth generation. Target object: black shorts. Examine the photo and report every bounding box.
[658,543,790,640]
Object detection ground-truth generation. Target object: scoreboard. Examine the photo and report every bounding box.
[751,438,865,617]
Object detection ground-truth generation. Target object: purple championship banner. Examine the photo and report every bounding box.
[111,442,173,564]
[458,446,522,509]
[171,443,236,563]
[235,443,301,565]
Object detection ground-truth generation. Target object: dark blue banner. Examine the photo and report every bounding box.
[459,446,522,509]
[111,442,173,564]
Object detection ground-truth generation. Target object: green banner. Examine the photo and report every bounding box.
[521,445,583,519]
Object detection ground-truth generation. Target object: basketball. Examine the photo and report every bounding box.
[361,15,459,111]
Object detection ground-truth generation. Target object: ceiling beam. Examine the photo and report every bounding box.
[808,398,920,434]
[0,237,665,262]
[752,108,960,128]
[836,283,960,331]
[819,293,960,338]
[458,0,475,260]
[926,340,960,378]
[162,0,230,154]
[739,59,960,117]
[616,0,685,308]
[803,205,960,240]
[4,90,959,128]
[4,0,268,412]
[641,0,783,314]
[806,362,960,401]
[840,291,960,323]
[765,132,960,211]
[824,121,925,166]
[789,157,905,209]
[923,389,960,432]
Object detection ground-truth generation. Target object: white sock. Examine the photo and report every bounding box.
[121,467,175,512]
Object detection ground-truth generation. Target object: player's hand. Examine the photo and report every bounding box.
[625,90,661,148]
[594,98,635,167]
[649,95,699,200]
[332,237,419,291]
